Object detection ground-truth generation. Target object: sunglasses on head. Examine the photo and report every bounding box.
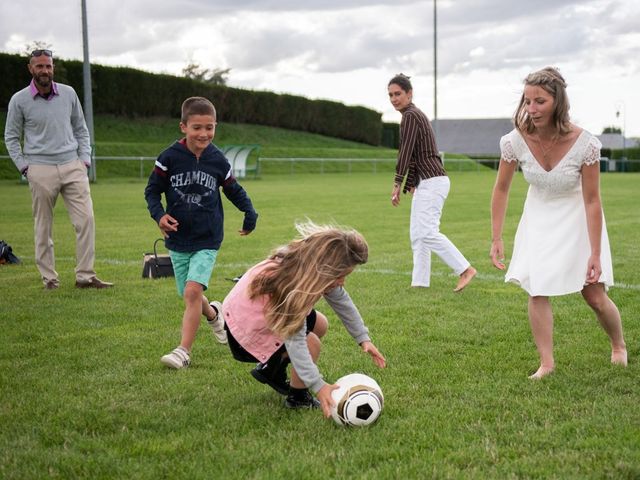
[31,49,53,57]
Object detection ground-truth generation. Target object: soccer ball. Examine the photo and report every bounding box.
[330,373,384,426]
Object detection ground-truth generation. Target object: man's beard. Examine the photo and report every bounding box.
[34,74,52,89]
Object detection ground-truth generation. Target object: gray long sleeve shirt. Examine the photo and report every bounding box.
[4,81,91,174]
[284,286,371,393]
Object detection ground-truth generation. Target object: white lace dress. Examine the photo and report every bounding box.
[499,129,613,296]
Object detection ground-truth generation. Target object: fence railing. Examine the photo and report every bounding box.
[96,155,155,178]
[258,156,502,174]
[257,157,640,174]
[2,155,639,179]
[258,157,395,175]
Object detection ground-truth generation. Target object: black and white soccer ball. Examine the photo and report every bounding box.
[330,373,384,426]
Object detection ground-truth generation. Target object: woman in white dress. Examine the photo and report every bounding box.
[490,67,627,379]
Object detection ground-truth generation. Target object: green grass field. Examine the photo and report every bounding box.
[1,171,639,479]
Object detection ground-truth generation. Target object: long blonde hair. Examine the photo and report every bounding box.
[514,66,571,135]
[249,222,368,338]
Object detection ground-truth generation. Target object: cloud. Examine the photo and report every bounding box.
[0,0,620,76]
[1,0,639,135]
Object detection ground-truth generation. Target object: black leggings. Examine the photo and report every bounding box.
[225,310,318,363]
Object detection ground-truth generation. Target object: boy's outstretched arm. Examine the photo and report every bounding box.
[221,174,258,235]
[144,161,169,224]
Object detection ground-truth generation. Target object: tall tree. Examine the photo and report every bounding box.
[24,40,52,57]
[182,62,230,86]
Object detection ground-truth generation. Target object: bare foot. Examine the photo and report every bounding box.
[611,348,628,366]
[528,365,555,380]
[454,266,477,292]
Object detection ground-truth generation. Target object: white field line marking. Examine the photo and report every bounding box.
[49,257,640,291]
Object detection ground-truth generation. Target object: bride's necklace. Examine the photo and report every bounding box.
[534,132,559,160]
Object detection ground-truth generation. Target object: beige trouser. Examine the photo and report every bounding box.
[28,159,96,285]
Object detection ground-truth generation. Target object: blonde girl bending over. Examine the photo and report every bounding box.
[221,222,386,416]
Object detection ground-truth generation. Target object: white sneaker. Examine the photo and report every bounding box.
[207,301,228,344]
[161,346,191,369]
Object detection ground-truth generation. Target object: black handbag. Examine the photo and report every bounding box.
[0,240,21,265]
[142,238,174,279]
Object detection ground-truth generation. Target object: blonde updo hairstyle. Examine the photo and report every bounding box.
[514,66,571,135]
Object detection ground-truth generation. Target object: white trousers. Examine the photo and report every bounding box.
[409,176,470,287]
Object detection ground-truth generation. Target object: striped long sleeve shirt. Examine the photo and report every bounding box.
[394,103,446,193]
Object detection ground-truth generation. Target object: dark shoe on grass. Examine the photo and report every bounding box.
[251,362,289,395]
[284,389,320,409]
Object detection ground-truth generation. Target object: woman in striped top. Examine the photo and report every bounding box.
[388,74,476,292]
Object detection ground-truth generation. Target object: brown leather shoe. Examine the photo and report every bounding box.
[75,277,114,289]
[44,280,59,290]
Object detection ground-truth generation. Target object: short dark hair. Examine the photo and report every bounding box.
[388,73,413,92]
[181,97,216,123]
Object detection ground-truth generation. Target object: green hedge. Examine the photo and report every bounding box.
[0,53,381,145]
[381,122,400,148]
[610,146,640,160]
[600,147,640,172]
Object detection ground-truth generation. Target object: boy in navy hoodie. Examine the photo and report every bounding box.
[145,97,258,369]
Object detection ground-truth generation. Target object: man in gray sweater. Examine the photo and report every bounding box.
[4,49,113,290]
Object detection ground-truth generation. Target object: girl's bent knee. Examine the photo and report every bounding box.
[314,312,329,338]
[306,332,322,356]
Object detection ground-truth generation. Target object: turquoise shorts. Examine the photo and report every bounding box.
[169,249,218,297]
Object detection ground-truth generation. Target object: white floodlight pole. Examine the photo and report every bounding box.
[81,0,96,182]
[616,102,626,160]
[433,0,438,123]
[433,0,439,141]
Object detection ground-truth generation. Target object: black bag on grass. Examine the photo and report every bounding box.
[0,240,21,265]
[142,238,174,279]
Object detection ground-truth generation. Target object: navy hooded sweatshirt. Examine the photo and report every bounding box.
[144,140,258,252]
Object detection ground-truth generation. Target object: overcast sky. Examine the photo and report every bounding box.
[2,0,639,137]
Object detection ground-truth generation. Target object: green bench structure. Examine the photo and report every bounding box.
[219,144,260,179]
